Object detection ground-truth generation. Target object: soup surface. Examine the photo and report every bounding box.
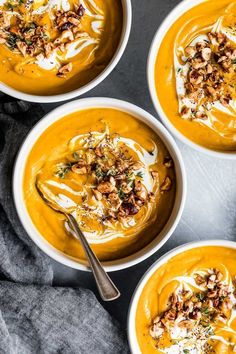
[0,0,122,95]
[136,246,236,354]
[156,0,236,151]
[23,108,176,262]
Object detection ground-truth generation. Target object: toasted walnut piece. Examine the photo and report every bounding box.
[207,290,218,298]
[68,17,80,26]
[164,309,177,322]
[181,290,191,300]
[160,177,172,192]
[108,192,119,202]
[195,111,208,120]
[206,64,213,74]
[134,180,147,200]
[61,29,74,41]
[107,210,117,219]
[97,181,116,194]
[206,85,217,99]
[220,96,231,106]
[122,202,139,216]
[44,42,54,58]
[192,310,202,320]
[185,45,196,57]
[185,299,194,312]
[151,171,158,179]
[212,298,219,307]
[189,70,203,84]
[209,274,216,282]
[216,271,223,282]
[71,164,87,174]
[191,58,207,69]
[93,189,102,201]
[108,193,122,209]
[131,161,143,170]
[109,176,116,186]
[216,32,227,44]
[121,182,132,194]
[205,299,214,309]
[181,106,190,119]
[94,146,103,157]
[16,41,27,57]
[153,316,161,324]
[207,280,215,290]
[150,323,164,339]
[57,62,73,78]
[195,274,206,285]
[163,157,173,168]
[214,313,227,324]
[194,301,202,309]
[201,47,212,61]
[116,160,129,173]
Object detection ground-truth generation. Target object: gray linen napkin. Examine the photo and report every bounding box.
[0,94,129,354]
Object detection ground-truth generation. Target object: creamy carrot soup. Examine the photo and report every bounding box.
[136,246,236,354]
[0,0,122,95]
[156,0,236,151]
[23,109,176,262]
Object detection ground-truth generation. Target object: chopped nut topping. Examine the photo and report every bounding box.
[57,62,73,78]
[160,176,172,192]
[179,31,236,121]
[0,3,85,78]
[53,128,169,224]
[150,269,236,353]
[93,189,103,201]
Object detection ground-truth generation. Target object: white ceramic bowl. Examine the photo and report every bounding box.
[13,97,186,272]
[128,239,236,353]
[0,0,132,103]
[147,0,236,159]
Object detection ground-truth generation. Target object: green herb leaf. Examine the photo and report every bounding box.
[136,171,143,178]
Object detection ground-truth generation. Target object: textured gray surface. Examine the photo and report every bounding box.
[42,0,236,328]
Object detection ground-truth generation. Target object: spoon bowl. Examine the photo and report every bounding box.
[35,180,121,302]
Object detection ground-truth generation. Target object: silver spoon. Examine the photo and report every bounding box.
[35,181,120,301]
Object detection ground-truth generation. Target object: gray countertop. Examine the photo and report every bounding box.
[42,0,236,328]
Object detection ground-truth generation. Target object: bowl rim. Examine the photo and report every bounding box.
[0,0,132,103]
[127,239,236,353]
[13,97,187,272]
[147,0,236,160]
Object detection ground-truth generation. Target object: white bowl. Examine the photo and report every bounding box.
[13,97,186,272]
[0,0,132,103]
[128,239,236,353]
[147,0,236,159]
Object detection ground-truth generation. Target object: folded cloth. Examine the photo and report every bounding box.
[0,94,129,354]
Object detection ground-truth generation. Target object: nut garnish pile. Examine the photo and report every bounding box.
[150,269,236,353]
[0,1,85,77]
[54,131,173,225]
[179,31,236,120]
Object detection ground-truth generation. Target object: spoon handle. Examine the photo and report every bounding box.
[66,214,121,301]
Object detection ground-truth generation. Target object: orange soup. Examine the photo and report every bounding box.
[136,246,236,353]
[156,0,236,151]
[23,108,176,262]
[0,0,123,95]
